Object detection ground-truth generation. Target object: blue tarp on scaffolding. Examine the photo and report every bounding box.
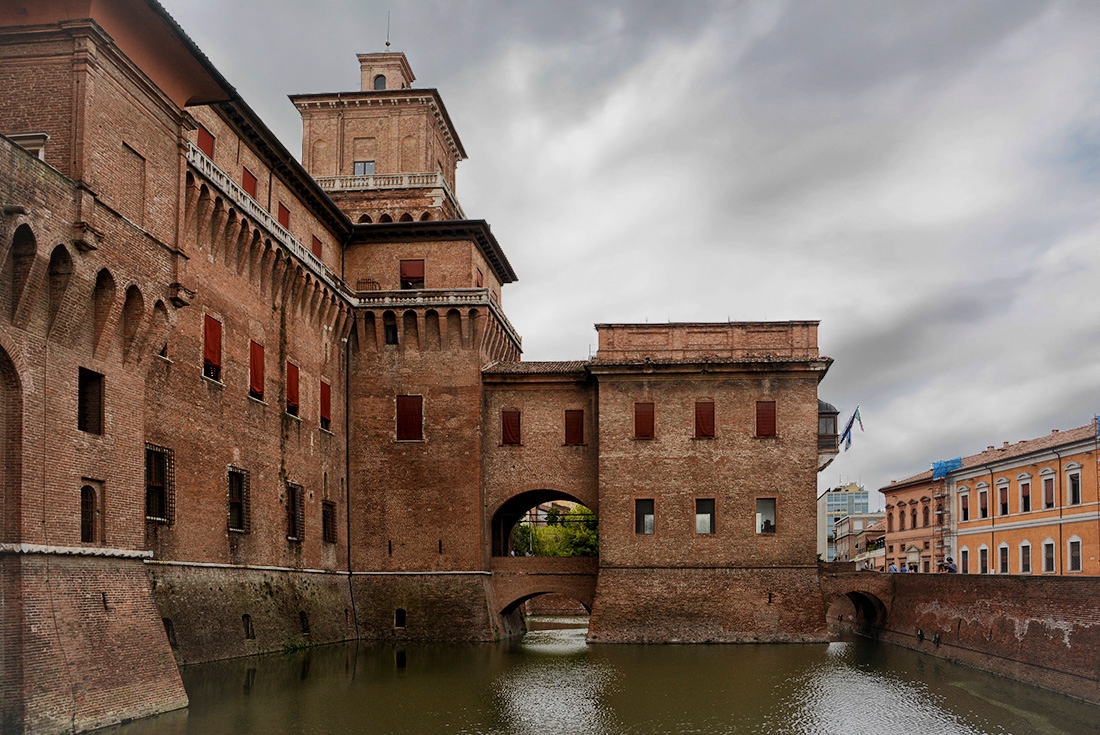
[932,457,963,479]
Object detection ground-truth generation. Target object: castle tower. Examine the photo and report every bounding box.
[291,52,467,223]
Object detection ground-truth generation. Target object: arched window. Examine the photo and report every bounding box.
[399,213,413,222]
[358,214,372,224]
[379,213,393,223]
[922,505,930,527]
[80,486,96,542]
[373,74,386,90]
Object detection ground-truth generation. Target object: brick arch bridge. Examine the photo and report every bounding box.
[490,556,599,615]
[819,568,895,632]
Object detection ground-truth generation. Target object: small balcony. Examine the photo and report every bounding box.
[817,400,840,471]
[314,171,465,219]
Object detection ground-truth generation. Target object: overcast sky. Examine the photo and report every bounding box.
[160,0,1100,505]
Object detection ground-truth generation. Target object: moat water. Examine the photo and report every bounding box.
[105,617,1098,735]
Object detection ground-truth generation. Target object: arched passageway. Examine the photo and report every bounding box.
[490,489,595,557]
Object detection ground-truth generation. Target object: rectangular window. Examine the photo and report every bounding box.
[396,395,423,440]
[565,409,584,445]
[1069,540,1081,572]
[277,202,290,229]
[756,498,776,534]
[320,381,332,431]
[400,259,425,289]
[242,167,258,198]
[1021,482,1031,512]
[286,362,299,416]
[1021,544,1031,573]
[203,314,222,381]
[695,499,715,534]
[311,235,322,258]
[196,124,215,158]
[1068,473,1081,505]
[322,501,337,544]
[635,499,654,534]
[1043,542,1055,572]
[979,548,989,574]
[353,160,375,176]
[501,409,521,445]
[78,368,104,435]
[249,341,264,400]
[476,268,484,288]
[960,549,970,574]
[1043,476,1055,508]
[978,489,988,519]
[144,443,173,524]
[286,483,304,541]
[695,401,715,439]
[999,546,1009,574]
[634,402,655,439]
[228,467,249,533]
[999,486,1009,516]
[960,494,969,522]
[756,401,776,437]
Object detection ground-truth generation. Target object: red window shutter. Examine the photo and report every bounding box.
[286,362,299,411]
[249,341,264,399]
[501,410,521,445]
[278,203,290,228]
[756,401,776,437]
[311,235,322,258]
[565,409,584,445]
[320,381,331,422]
[197,125,215,158]
[203,315,221,369]
[635,402,654,439]
[476,268,484,288]
[396,395,423,440]
[400,259,425,280]
[695,401,715,438]
[242,168,257,198]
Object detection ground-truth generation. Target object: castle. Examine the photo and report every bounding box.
[0,2,838,732]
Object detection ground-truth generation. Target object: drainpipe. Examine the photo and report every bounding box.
[343,334,359,639]
[983,465,995,573]
[1052,447,1063,572]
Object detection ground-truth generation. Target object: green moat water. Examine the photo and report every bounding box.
[105,618,1099,735]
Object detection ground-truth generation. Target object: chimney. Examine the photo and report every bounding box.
[1051,429,1059,434]
[1002,441,1009,448]
[987,446,994,451]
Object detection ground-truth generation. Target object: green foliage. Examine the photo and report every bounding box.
[509,506,598,557]
[281,637,309,652]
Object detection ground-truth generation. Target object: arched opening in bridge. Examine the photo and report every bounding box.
[491,489,597,558]
[826,591,888,638]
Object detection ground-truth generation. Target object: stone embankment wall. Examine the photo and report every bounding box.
[830,572,1100,705]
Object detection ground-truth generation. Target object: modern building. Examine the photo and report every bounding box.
[817,482,869,561]
[881,419,1099,576]
[0,2,839,732]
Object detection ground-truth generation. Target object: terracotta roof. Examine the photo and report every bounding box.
[886,420,1099,489]
[483,361,589,375]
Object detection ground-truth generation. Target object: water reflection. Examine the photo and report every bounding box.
[103,622,1099,735]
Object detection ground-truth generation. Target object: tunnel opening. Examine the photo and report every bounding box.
[826,591,888,638]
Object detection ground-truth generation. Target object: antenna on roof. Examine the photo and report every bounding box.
[385,12,392,51]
